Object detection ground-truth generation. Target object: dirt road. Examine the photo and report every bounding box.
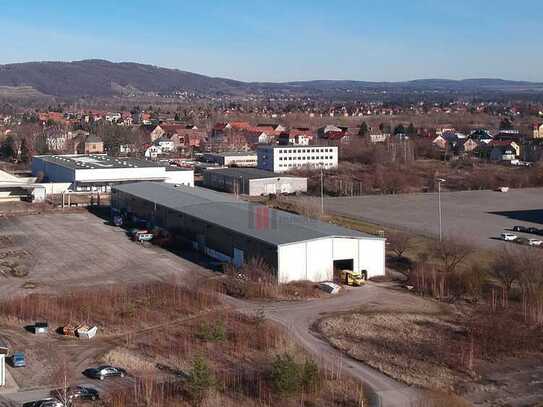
[227,284,423,407]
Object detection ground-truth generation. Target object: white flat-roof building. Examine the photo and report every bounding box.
[32,154,194,192]
[203,152,257,167]
[203,168,307,196]
[257,145,338,173]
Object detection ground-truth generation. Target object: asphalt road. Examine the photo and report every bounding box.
[321,188,543,249]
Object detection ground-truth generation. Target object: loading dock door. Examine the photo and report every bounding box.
[333,259,354,280]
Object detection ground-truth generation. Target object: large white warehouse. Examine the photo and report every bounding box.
[112,182,385,283]
[32,154,194,192]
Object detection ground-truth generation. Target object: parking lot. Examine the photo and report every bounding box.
[322,187,543,249]
[0,211,210,297]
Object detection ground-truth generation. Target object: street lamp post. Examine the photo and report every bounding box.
[436,178,446,241]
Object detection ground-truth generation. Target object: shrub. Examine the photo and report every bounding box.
[301,358,321,393]
[187,356,215,405]
[270,353,302,397]
[270,353,321,398]
[196,320,226,342]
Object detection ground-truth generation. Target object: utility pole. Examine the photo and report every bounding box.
[320,165,324,215]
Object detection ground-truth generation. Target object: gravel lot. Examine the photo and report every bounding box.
[322,188,543,248]
[0,211,210,296]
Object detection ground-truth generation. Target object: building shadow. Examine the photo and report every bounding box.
[489,209,543,225]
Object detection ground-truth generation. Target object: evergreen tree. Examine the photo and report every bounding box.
[499,117,514,130]
[358,121,369,137]
[394,124,406,135]
[19,138,32,163]
[0,135,17,160]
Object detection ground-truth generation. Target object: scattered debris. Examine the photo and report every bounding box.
[319,282,341,295]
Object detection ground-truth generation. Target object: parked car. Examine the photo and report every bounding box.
[23,399,63,407]
[512,226,528,232]
[501,232,518,241]
[86,365,127,380]
[528,239,543,247]
[51,385,99,401]
[12,351,25,367]
[527,227,540,234]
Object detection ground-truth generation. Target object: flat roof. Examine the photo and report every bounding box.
[204,167,303,180]
[257,145,338,150]
[33,155,162,170]
[113,182,376,246]
[203,151,257,157]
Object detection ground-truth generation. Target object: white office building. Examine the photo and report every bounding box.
[257,145,338,173]
[32,154,194,192]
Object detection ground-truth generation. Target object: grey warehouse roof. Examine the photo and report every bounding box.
[34,155,168,170]
[113,182,376,246]
[204,168,302,180]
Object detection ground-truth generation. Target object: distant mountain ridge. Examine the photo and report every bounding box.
[0,59,542,98]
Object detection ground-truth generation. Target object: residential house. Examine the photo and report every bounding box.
[144,145,162,159]
[105,112,122,123]
[119,144,137,155]
[469,129,493,144]
[154,137,175,153]
[432,135,448,149]
[486,141,520,162]
[369,133,390,143]
[533,123,543,139]
[461,138,479,153]
[83,135,104,154]
[256,123,287,133]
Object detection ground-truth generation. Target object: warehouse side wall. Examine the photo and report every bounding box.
[112,189,278,273]
[32,158,75,184]
[358,239,386,279]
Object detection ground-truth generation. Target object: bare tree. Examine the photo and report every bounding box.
[488,247,520,297]
[387,231,413,258]
[431,238,473,274]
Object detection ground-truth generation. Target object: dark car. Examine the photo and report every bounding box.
[86,365,127,380]
[51,385,99,401]
[527,227,540,234]
[23,399,63,407]
[513,225,528,232]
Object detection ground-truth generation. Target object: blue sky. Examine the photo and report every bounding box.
[0,0,541,82]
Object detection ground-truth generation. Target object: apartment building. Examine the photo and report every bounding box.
[257,145,338,173]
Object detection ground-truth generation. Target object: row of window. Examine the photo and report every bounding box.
[278,163,334,168]
[277,148,335,154]
[279,156,334,161]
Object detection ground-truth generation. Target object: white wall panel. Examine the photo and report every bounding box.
[306,239,333,282]
[278,243,307,283]
[358,239,386,278]
[332,238,359,261]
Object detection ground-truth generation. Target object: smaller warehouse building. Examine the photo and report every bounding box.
[32,154,194,192]
[112,182,385,283]
[202,168,307,196]
[203,151,257,167]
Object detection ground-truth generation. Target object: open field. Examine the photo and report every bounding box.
[0,211,212,297]
[320,187,543,249]
[316,285,543,407]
